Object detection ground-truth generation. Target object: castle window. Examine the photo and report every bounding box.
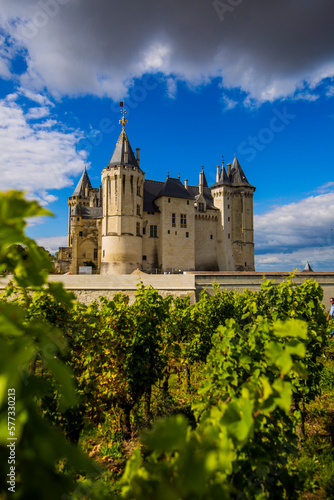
[103,250,105,258]
[228,233,230,239]
[168,198,171,203]
[77,217,80,221]
[94,248,98,259]
[187,200,189,205]
[175,231,177,235]
[143,226,146,235]
[137,184,140,196]
[136,222,141,236]
[228,204,230,209]
[79,231,83,237]
[168,230,170,234]
[210,235,213,240]
[143,255,147,261]
[186,232,189,238]
[228,216,230,222]
[150,225,157,238]
[137,204,141,216]
[172,213,176,227]
[180,214,187,228]
[198,202,205,213]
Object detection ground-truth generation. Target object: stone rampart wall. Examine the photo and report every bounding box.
[1,272,334,309]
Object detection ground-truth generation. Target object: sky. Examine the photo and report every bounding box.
[1,0,334,272]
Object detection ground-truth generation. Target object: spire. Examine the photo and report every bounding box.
[230,156,251,186]
[302,261,314,272]
[212,155,253,188]
[72,166,92,197]
[108,102,140,168]
[219,165,231,184]
[108,130,139,168]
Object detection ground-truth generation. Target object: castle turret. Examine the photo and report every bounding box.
[211,155,255,271]
[100,109,145,274]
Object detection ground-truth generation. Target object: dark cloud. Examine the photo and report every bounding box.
[1,0,334,101]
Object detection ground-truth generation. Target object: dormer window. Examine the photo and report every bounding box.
[198,202,205,213]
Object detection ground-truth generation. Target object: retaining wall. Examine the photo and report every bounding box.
[1,272,334,309]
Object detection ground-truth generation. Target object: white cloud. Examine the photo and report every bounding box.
[255,189,334,271]
[255,192,334,252]
[20,89,53,106]
[255,245,334,272]
[0,0,334,104]
[220,95,238,111]
[25,106,51,119]
[0,96,86,198]
[166,77,177,99]
[36,235,68,254]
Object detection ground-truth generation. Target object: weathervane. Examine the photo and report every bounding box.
[119,101,128,130]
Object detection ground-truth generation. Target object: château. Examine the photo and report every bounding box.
[56,111,255,274]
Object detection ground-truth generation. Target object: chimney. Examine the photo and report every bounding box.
[199,171,204,195]
[216,165,220,183]
[227,163,231,178]
[136,148,140,166]
[184,179,188,190]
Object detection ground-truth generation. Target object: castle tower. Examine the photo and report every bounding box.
[68,167,92,245]
[100,109,145,274]
[67,167,102,273]
[211,155,255,271]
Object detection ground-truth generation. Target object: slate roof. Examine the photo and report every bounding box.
[302,261,314,272]
[108,130,140,169]
[143,177,197,212]
[230,156,251,186]
[201,170,209,188]
[72,167,92,196]
[156,177,193,200]
[212,156,255,189]
[143,179,164,212]
[186,185,217,209]
[71,203,102,219]
[81,206,102,219]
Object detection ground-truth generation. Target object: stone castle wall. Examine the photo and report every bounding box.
[2,273,334,308]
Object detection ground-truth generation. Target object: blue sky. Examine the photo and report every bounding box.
[1,0,334,271]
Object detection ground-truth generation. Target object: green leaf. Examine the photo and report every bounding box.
[141,415,188,453]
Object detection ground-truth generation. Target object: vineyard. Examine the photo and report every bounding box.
[1,191,334,499]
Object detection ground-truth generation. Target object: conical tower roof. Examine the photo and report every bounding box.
[230,156,251,186]
[108,130,139,168]
[202,169,209,188]
[72,167,92,196]
[219,165,231,185]
[211,162,231,187]
[302,261,314,272]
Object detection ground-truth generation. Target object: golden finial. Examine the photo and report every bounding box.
[119,101,128,130]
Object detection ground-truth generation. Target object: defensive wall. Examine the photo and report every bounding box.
[1,272,334,308]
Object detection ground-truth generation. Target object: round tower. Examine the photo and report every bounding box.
[100,110,145,274]
[211,156,255,271]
